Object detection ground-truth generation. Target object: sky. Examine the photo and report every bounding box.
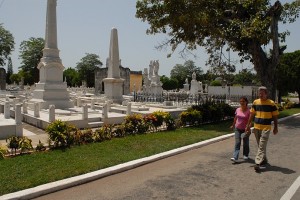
[0,0,300,77]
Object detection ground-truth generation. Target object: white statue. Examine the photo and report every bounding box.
[192,72,196,81]
[149,61,154,77]
[153,60,159,76]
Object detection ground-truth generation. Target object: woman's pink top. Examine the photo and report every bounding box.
[235,107,250,130]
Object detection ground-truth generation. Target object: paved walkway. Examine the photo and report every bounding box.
[1,114,299,199]
[0,123,49,147]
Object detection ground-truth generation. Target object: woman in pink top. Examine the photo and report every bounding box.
[230,97,251,162]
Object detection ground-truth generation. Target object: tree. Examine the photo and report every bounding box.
[136,0,300,100]
[6,57,13,84]
[63,67,80,87]
[76,53,103,87]
[19,37,44,85]
[0,24,15,67]
[277,50,300,102]
[160,75,178,90]
[233,69,259,86]
[170,60,203,88]
[10,73,21,85]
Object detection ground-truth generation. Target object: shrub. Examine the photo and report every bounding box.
[114,124,126,137]
[5,136,33,155]
[94,124,113,142]
[6,136,20,155]
[46,120,77,148]
[179,109,202,126]
[19,137,33,154]
[0,144,8,159]
[164,113,176,130]
[143,114,157,131]
[152,111,166,128]
[79,129,94,144]
[36,140,46,151]
[124,114,146,134]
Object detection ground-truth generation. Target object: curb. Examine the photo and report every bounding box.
[2,113,300,200]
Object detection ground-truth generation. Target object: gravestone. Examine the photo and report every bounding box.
[0,68,6,90]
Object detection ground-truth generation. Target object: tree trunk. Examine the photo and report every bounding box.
[248,1,282,102]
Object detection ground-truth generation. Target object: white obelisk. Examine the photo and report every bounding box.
[103,28,124,104]
[30,0,73,109]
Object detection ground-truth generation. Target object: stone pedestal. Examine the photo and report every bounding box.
[150,85,163,96]
[103,28,124,104]
[103,78,124,104]
[183,84,190,91]
[190,80,199,95]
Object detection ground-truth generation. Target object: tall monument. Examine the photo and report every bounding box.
[30,0,73,109]
[103,28,124,104]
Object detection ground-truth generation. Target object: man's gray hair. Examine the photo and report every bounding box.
[258,86,267,92]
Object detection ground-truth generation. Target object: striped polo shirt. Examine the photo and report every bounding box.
[250,99,279,130]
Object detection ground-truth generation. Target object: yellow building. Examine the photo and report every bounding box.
[130,71,143,93]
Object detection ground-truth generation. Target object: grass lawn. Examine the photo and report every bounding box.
[0,107,299,195]
[278,107,300,118]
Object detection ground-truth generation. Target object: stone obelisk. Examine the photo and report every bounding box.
[30,0,73,109]
[103,28,124,104]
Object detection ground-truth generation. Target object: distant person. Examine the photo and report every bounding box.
[246,86,279,171]
[230,96,250,163]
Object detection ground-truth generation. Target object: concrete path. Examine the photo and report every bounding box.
[1,114,300,200]
[0,123,49,148]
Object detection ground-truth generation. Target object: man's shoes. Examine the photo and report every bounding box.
[243,156,249,160]
[231,158,238,163]
[254,164,266,171]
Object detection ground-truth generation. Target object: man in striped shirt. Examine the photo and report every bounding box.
[246,86,279,171]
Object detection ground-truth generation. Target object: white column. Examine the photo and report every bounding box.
[107,100,112,112]
[15,104,22,125]
[82,104,88,120]
[126,102,132,115]
[49,104,55,122]
[45,0,58,51]
[34,103,40,118]
[102,103,108,118]
[15,103,23,137]
[23,102,28,114]
[4,102,10,119]
[91,99,95,110]
[77,98,82,107]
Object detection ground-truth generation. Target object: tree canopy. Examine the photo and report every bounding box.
[76,53,103,87]
[136,0,300,100]
[63,67,80,87]
[277,50,300,102]
[19,37,44,85]
[160,75,179,90]
[6,57,13,84]
[0,24,15,67]
[170,60,203,88]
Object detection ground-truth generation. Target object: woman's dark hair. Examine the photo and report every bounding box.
[240,96,248,105]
